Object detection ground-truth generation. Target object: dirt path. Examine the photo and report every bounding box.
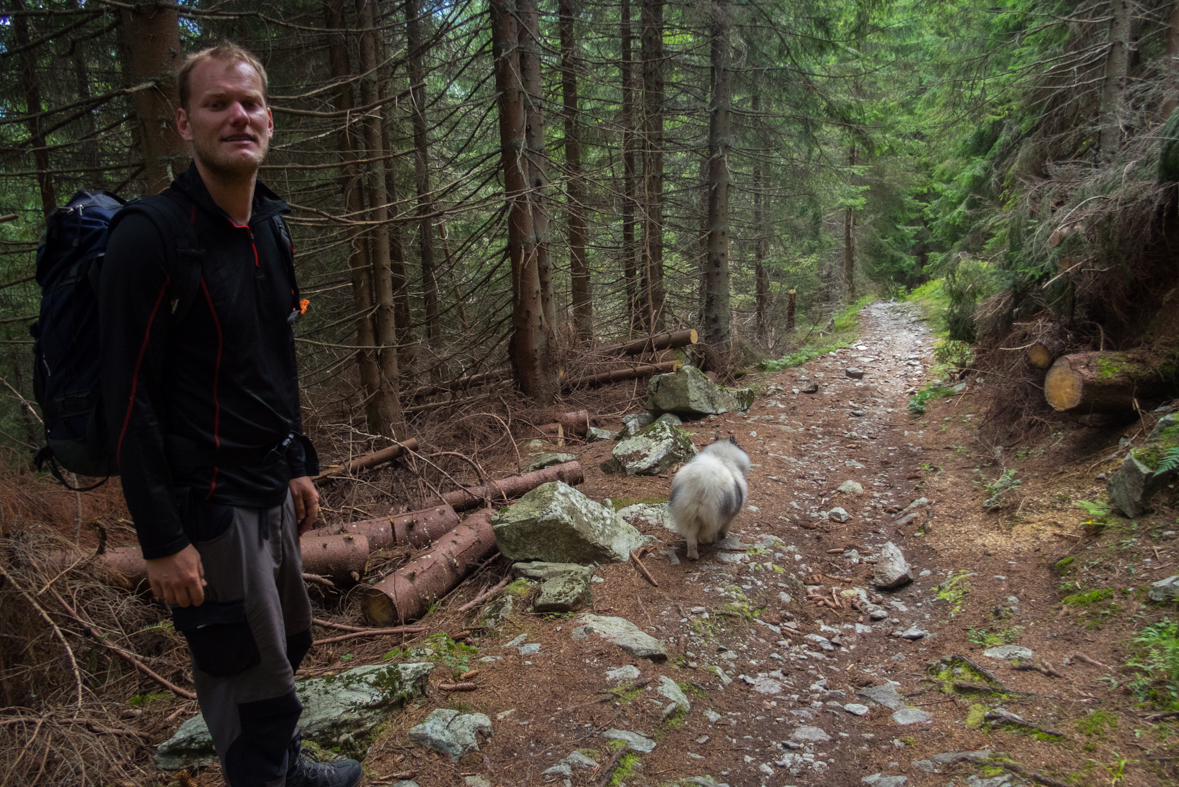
[366,300,1171,787]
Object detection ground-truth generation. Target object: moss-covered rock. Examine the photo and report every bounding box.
[492,481,648,563]
[647,366,753,417]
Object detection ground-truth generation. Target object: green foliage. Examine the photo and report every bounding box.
[966,626,1023,647]
[983,469,1020,508]
[1062,589,1114,607]
[760,341,850,372]
[908,383,954,415]
[1076,710,1118,736]
[936,571,972,615]
[1126,619,1179,709]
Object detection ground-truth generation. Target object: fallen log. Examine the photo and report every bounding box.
[1028,342,1057,370]
[48,533,371,589]
[601,329,697,357]
[359,509,498,625]
[436,461,583,511]
[300,534,370,585]
[535,410,589,438]
[1044,351,1174,413]
[406,370,509,401]
[309,505,461,550]
[561,360,679,391]
[314,438,419,482]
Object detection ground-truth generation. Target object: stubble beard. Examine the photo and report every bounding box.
[193,138,267,185]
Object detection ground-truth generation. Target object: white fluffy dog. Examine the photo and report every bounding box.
[668,436,751,560]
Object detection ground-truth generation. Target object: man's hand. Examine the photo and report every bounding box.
[146,545,206,607]
[290,475,319,534]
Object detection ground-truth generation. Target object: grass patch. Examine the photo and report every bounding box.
[1062,588,1114,607]
[1076,710,1118,736]
[936,570,972,615]
[908,383,954,416]
[760,341,849,372]
[967,626,1024,648]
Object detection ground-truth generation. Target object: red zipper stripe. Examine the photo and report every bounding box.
[200,277,224,500]
[115,279,171,466]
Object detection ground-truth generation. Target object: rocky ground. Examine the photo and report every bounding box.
[31,300,1178,787]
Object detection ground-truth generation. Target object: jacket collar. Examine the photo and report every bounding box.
[172,162,289,227]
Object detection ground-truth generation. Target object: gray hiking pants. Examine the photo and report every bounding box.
[171,490,313,787]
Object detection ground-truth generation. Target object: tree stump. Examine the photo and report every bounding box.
[1044,352,1172,413]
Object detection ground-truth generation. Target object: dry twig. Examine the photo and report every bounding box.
[630,550,658,588]
[0,564,84,710]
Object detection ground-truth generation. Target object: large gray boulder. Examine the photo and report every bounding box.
[492,481,647,564]
[1149,574,1179,603]
[1108,451,1177,518]
[156,662,433,770]
[408,708,492,761]
[573,614,668,662]
[873,542,913,590]
[647,366,754,418]
[601,420,697,476]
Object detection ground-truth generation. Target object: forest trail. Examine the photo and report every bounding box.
[366,300,1173,787]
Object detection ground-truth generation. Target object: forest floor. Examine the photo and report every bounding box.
[4,300,1179,787]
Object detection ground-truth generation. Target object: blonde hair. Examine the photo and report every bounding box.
[178,42,268,110]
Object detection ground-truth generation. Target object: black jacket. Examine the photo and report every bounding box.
[101,165,315,560]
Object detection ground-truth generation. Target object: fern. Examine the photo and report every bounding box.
[1157,446,1179,475]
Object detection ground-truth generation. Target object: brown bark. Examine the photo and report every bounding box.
[1044,351,1172,413]
[326,0,385,437]
[55,534,370,589]
[119,1,186,195]
[561,0,592,342]
[753,97,769,342]
[492,0,557,401]
[620,0,640,332]
[601,329,698,357]
[311,505,460,550]
[534,410,590,438]
[359,509,498,625]
[519,0,559,347]
[13,0,55,215]
[437,461,584,511]
[377,54,416,374]
[640,0,666,332]
[301,534,370,585]
[406,0,441,348]
[313,438,420,482]
[787,288,796,333]
[1098,0,1133,163]
[703,1,732,354]
[563,360,679,391]
[356,0,404,437]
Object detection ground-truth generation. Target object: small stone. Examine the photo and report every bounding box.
[606,665,641,683]
[407,709,493,761]
[791,726,831,743]
[891,708,931,725]
[603,729,656,753]
[828,507,850,523]
[892,626,928,640]
[982,645,1034,661]
[846,368,865,380]
[1149,575,1179,603]
[844,703,871,716]
[837,480,864,495]
[858,684,906,711]
[802,383,820,394]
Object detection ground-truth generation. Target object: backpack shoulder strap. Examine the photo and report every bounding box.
[115,191,205,321]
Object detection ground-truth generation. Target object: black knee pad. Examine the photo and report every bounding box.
[286,627,313,673]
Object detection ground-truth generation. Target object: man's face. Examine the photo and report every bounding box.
[177,58,273,181]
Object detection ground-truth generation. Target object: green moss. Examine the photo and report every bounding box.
[1076,710,1118,736]
[609,496,668,511]
[936,570,972,615]
[506,578,535,598]
[1053,556,1075,576]
[966,704,988,729]
[609,753,640,786]
[1095,357,1121,381]
[1062,588,1114,607]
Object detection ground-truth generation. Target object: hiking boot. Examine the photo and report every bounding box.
[286,748,363,787]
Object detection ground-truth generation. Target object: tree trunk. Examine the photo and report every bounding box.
[439,222,470,331]
[300,534,370,585]
[620,0,640,333]
[787,288,796,333]
[1098,0,1133,164]
[492,0,557,401]
[640,0,666,333]
[561,0,592,343]
[356,0,404,436]
[1044,351,1173,413]
[13,0,55,215]
[313,438,420,482]
[378,54,416,375]
[703,1,732,355]
[120,1,186,195]
[406,0,441,351]
[360,509,498,625]
[519,0,559,347]
[844,143,857,301]
[752,95,770,343]
[326,0,385,436]
[436,461,584,511]
[69,17,103,187]
[563,359,680,391]
[1165,3,1179,117]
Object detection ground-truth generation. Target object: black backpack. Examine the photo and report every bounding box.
[30,190,204,490]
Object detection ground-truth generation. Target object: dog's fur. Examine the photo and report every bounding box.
[668,436,751,560]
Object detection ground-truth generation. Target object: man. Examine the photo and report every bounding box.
[101,43,362,787]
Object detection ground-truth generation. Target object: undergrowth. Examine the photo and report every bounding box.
[1127,619,1179,710]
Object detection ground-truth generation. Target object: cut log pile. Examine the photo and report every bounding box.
[314,439,419,482]
[52,460,587,626]
[1044,351,1173,413]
